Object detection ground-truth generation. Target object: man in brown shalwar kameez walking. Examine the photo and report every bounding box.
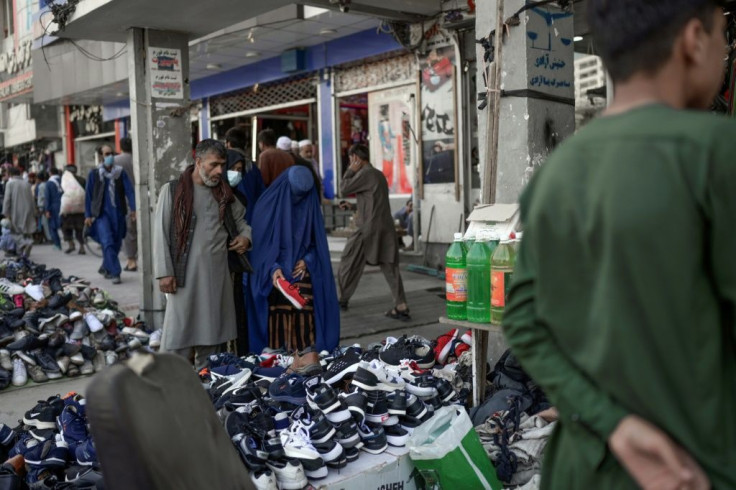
[338,144,410,321]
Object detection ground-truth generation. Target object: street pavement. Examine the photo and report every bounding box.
[0,239,448,426]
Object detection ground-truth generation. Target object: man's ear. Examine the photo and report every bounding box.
[679,17,708,67]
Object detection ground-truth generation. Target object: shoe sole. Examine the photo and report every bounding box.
[303,465,328,480]
[365,412,390,424]
[361,443,388,454]
[307,398,340,414]
[405,384,438,397]
[336,432,361,448]
[15,351,36,365]
[316,444,344,462]
[311,427,336,445]
[386,434,409,447]
[45,371,63,380]
[22,418,56,429]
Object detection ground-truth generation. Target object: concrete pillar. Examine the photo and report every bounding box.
[476,0,575,204]
[127,28,192,329]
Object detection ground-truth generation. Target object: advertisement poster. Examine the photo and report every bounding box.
[149,47,184,99]
[368,86,415,195]
[420,40,456,185]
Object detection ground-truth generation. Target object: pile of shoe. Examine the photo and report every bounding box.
[204,338,466,490]
[0,257,163,390]
[0,393,104,489]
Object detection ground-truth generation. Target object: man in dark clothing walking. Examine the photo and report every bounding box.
[504,1,731,489]
[337,144,409,320]
[44,167,63,250]
[60,164,87,254]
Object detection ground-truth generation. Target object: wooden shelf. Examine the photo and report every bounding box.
[439,316,503,333]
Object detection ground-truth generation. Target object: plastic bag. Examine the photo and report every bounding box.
[60,171,85,215]
[409,406,502,490]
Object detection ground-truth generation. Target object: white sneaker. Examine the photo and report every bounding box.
[12,357,27,386]
[149,329,162,348]
[121,327,149,339]
[280,423,321,461]
[24,284,45,301]
[84,313,104,333]
[0,278,24,296]
[105,351,118,366]
[352,359,406,392]
[0,349,11,371]
[250,469,278,490]
[265,460,307,490]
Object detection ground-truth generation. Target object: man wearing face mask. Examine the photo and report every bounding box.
[154,140,252,370]
[84,144,136,285]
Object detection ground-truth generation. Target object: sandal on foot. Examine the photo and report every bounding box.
[385,308,411,321]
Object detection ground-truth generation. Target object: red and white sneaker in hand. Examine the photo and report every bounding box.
[275,278,308,310]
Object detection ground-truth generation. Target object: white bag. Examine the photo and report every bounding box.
[60,171,85,215]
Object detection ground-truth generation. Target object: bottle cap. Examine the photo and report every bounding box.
[509,231,516,240]
[454,233,463,241]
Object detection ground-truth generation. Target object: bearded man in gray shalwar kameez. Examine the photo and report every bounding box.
[154,139,251,370]
[3,166,37,256]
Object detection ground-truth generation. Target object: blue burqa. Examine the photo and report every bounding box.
[248,166,340,352]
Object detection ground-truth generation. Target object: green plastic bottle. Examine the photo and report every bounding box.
[463,232,476,254]
[466,232,492,323]
[445,233,468,320]
[490,235,517,325]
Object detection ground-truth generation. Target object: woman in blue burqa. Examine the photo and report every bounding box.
[248,164,340,353]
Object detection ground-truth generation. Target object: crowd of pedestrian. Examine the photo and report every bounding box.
[154,130,409,370]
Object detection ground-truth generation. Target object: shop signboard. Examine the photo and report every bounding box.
[419,39,456,185]
[149,47,184,99]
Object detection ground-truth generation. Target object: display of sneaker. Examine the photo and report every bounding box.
[356,420,388,454]
[92,351,105,373]
[265,459,308,490]
[83,313,104,334]
[67,363,81,377]
[405,394,428,421]
[268,373,307,405]
[364,392,390,425]
[69,352,85,366]
[0,349,11,371]
[12,356,27,386]
[311,439,344,466]
[31,350,62,380]
[7,334,47,353]
[280,423,326,480]
[250,469,278,490]
[24,284,45,301]
[274,278,308,310]
[435,378,456,403]
[105,350,118,366]
[25,439,70,469]
[379,335,435,369]
[69,320,88,341]
[352,359,406,392]
[59,404,88,447]
[0,278,25,296]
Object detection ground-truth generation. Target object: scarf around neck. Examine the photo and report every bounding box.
[172,164,235,261]
[98,165,123,208]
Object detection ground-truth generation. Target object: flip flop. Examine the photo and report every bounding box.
[123,266,138,272]
[385,308,411,322]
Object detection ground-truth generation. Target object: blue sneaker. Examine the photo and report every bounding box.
[8,434,39,459]
[268,373,307,405]
[24,438,70,469]
[0,423,15,446]
[75,438,98,466]
[59,405,88,448]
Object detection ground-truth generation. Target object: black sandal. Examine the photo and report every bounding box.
[385,307,411,321]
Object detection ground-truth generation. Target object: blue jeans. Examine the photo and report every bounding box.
[48,215,61,248]
[95,216,122,277]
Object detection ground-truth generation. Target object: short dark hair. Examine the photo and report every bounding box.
[195,139,227,162]
[120,137,132,153]
[8,166,20,176]
[257,129,277,148]
[225,127,247,151]
[588,0,721,82]
[348,144,370,162]
[37,171,48,181]
[406,199,412,206]
[49,167,59,176]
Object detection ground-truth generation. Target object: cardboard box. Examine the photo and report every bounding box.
[314,447,419,490]
[465,204,520,240]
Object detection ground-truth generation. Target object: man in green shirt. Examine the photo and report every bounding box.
[504,1,734,489]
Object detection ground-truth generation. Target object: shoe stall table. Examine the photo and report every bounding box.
[315,446,417,490]
[439,317,507,407]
